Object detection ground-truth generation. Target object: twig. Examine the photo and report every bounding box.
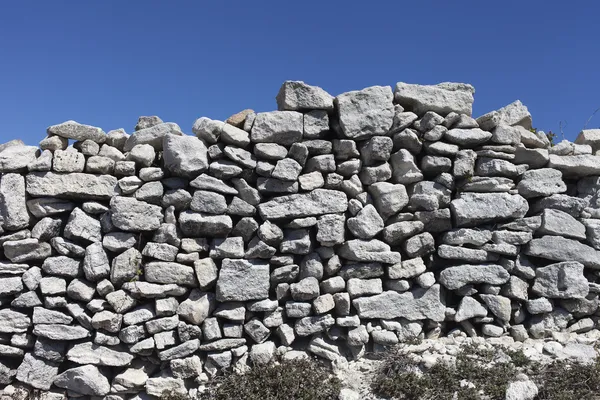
[559,120,567,141]
[584,107,600,130]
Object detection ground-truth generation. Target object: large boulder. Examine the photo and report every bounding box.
[336,86,394,139]
[450,193,528,227]
[394,82,474,116]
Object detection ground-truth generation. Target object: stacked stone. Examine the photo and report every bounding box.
[1,80,600,396]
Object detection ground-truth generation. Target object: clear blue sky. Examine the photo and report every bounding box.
[1,1,599,145]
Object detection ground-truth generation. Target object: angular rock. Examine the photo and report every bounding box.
[251,111,303,145]
[538,209,586,240]
[1,174,29,230]
[517,168,566,198]
[162,134,208,178]
[124,122,183,151]
[16,353,59,390]
[276,81,334,111]
[216,258,270,301]
[110,196,163,231]
[54,364,110,396]
[336,86,394,139]
[532,261,589,299]
[353,285,445,321]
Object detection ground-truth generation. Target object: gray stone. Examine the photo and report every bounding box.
[163,134,208,177]
[110,196,163,231]
[258,189,347,219]
[1,174,29,230]
[403,232,435,258]
[47,120,106,142]
[33,324,91,340]
[455,296,487,322]
[54,364,110,396]
[339,239,401,264]
[538,209,586,240]
[450,192,528,227]
[16,353,59,390]
[347,204,384,239]
[336,86,394,139]
[26,172,118,200]
[517,168,566,198]
[548,154,600,177]
[66,342,133,366]
[53,149,85,172]
[0,144,38,172]
[110,248,142,287]
[124,122,183,151]
[276,81,334,111]
[525,236,600,269]
[272,158,302,181]
[251,111,303,145]
[216,258,269,301]
[394,82,474,116]
[353,285,445,321]
[295,314,335,336]
[3,239,52,263]
[390,149,423,184]
[444,128,492,147]
[439,264,510,290]
[532,261,589,299]
[145,262,196,286]
[477,100,532,131]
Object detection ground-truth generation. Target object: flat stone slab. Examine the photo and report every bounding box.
[450,192,528,227]
[353,285,445,321]
[215,258,270,302]
[26,172,118,200]
[525,236,600,269]
[258,189,348,219]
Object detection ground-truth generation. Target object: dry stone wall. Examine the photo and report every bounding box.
[2,80,600,396]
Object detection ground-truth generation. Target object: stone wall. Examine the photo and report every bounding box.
[1,80,600,396]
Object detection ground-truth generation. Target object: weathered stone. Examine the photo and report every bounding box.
[538,209,586,240]
[54,364,110,396]
[33,324,91,340]
[353,285,445,321]
[548,154,600,177]
[110,248,142,287]
[251,111,303,145]
[16,353,59,390]
[339,239,401,264]
[347,204,384,239]
[276,81,334,111]
[477,100,532,131]
[258,189,347,219]
[216,258,269,301]
[1,174,29,230]
[67,342,134,366]
[439,264,510,290]
[110,196,163,231]
[0,145,38,172]
[525,236,600,269]
[162,134,208,177]
[450,192,528,227]
[394,82,474,116]
[26,172,117,200]
[124,122,183,151]
[517,168,566,198]
[336,86,394,139]
[532,261,589,299]
[3,239,52,263]
[444,128,492,147]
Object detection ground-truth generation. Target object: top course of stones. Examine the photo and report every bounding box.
[2,80,600,396]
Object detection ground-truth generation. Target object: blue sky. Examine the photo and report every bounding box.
[1,1,599,145]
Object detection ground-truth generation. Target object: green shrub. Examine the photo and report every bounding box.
[199,358,341,400]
